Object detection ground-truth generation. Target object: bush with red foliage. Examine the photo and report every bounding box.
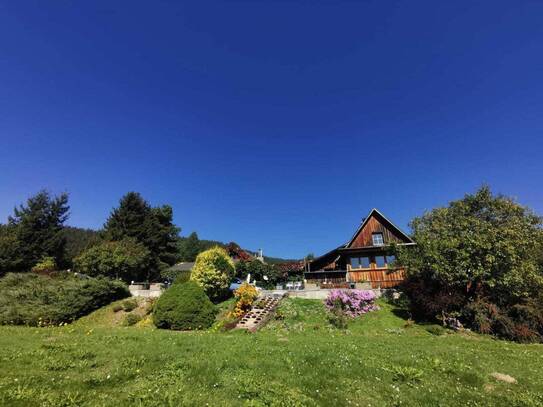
[225,242,252,261]
[277,261,304,279]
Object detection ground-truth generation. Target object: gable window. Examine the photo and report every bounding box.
[372,233,384,246]
[350,256,371,269]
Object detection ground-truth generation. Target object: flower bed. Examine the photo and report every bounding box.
[325,289,379,317]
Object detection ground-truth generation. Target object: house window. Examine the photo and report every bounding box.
[350,256,371,269]
[372,233,384,246]
[375,256,386,268]
[386,255,396,265]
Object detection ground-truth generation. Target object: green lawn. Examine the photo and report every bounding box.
[0,298,542,406]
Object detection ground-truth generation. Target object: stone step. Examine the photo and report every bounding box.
[235,296,282,332]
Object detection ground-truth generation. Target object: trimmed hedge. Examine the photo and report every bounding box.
[0,272,130,326]
[153,281,217,330]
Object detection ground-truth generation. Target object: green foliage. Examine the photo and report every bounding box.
[425,325,447,336]
[73,239,151,282]
[390,366,424,382]
[31,256,57,273]
[397,186,543,342]
[102,192,180,280]
[123,313,142,326]
[0,225,21,276]
[122,298,138,312]
[0,272,129,326]
[61,226,101,268]
[177,232,204,262]
[190,247,235,301]
[112,304,123,313]
[160,266,191,284]
[153,281,217,330]
[1,190,69,273]
[1,298,543,406]
[328,307,349,329]
[235,259,285,288]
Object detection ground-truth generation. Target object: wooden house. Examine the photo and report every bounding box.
[305,209,415,289]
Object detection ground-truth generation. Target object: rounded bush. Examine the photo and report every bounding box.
[124,313,142,326]
[153,281,217,330]
[122,298,138,312]
[190,247,235,301]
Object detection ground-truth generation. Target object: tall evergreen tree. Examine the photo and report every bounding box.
[178,232,202,262]
[0,224,21,275]
[102,192,180,279]
[7,190,70,271]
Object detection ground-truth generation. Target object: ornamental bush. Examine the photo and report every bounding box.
[153,281,217,330]
[190,247,235,301]
[231,283,259,318]
[325,290,379,318]
[123,313,142,326]
[0,272,129,326]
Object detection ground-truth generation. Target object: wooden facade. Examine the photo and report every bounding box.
[305,209,414,289]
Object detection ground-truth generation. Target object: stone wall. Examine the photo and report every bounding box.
[128,283,165,298]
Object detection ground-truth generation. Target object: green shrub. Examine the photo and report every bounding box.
[0,272,130,326]
[153,281,217,330]
[123,313,142,326]
[143,298,156,315]
[160,267,191,284]
[31,257,57,274]
[425,325,446,336]
[112,304,123,313]
[73,239,151,283]
[122,298,138,312]
[462,298,543,343]
[328,308,349,330]
[190,247,235,301]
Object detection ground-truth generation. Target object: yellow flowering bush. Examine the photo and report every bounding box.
[190,247,235,301]
[231,283,259,318]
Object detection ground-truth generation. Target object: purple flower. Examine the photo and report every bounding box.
[325,289,379,317]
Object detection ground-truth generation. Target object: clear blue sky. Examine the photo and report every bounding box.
[1,1,542,259]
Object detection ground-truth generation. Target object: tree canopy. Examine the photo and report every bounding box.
[102,192,180,279]
[74,239,151,282]
[399,186,543,304]
[62,227,101,268]
[0,190,70,273]
[397,186,543,342]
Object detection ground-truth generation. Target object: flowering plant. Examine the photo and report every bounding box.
[230,283,259,318]
[325,289,379,318]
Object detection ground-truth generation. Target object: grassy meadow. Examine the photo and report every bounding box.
[0,298,542,406]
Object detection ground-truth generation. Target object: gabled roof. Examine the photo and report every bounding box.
[309,208,415,271]
[346,208,415,248]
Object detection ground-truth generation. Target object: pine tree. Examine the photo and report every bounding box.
[103,192,180,280]
[178,232,201,262]
[7,190,70,271]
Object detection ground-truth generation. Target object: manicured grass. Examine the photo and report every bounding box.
[1,298,542,406]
